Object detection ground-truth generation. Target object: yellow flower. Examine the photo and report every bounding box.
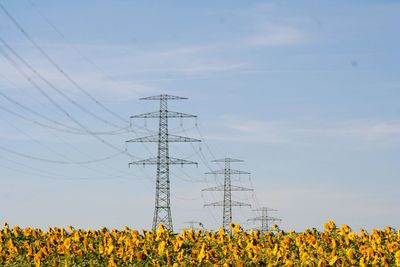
[34,255,41,267]
[107,244,114,255]
[395,250,400,267]
[346,248,357,264]
[0,222,397,266]
[158,241,166,256]
[107,257,117,267]
[63,237,72,249]
[73,231,80,242]
[329,255,338,266]
[198,243,206,263]
[324,220,336,231]
[359,256,367,267]
[177,250,184,262]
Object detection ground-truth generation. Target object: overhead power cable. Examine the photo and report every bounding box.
[0,90,134,135]
[26,0,133,96]
[0,102,129,135]
[0,157,131,181]
[0,113,129,175]
[0,99,136,176]
[0,90,81,132]
[0,104,97,135]
[0,3,173,185]
[0,37,125,130]
[0,47,139,160]
[0,3,174,185]
[0,2,129,125]
[195,123,223,169]
[0,145,122,165]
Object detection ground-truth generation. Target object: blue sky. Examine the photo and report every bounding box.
[0,0,399,232]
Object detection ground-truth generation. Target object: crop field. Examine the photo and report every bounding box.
[0,220,399,266]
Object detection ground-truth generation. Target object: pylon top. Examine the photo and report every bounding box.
[212,158,244,163]
[139,94,188,100]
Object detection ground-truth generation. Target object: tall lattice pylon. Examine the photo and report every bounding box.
[248,207,281,233]
[202,158,253,231]
[127,94,200,231]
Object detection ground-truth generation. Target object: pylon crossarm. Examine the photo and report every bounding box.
[126,135,159,142]
[164,111,197,118]
[247,216,263,222]
[165,134,200,142]
[130,110,196,119]
[130,111,161,119]
[267,216,282,222]
[231,201,251,207]
[129,157,197,166]
[212,158,243,163]
[127,134,200,143]
[140,94,188,101]
[205,169,250,175]
[230,185,253,191]
[202,186,224,191]
[166,157,198,165]
[204,201,224,207]
[202,185,252,192]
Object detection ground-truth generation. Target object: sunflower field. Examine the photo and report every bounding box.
[0,220,399,266]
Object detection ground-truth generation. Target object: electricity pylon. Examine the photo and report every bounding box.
[127,94,200,231]
[202,158,253,231]
[248,207,281,233]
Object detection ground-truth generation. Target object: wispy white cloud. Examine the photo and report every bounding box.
[206,116,400,146]
[245,25,306,47]
[0,41,246,87]
[298,120,400,141]
[208,116,294,145]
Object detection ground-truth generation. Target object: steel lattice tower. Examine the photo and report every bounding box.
[202,158,253,231]
[127,94,199,231]
[248,207,281,233]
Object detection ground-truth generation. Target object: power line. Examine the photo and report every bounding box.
[0,2,129,124]
[195,123,223,169]
[0,82,156,181]
[0,94,138,177]
[0,37,126,130]
[0,102,130,136]
[0,90,83,133]
[25,0,131,96]
[1,2,188,187]
[0,2,179,182]
[0,46,139,160]
[0,96,141,178]
[0,111,122,166]
[0,144,122,165]
[201,192,219,226]
[0,157,131,181]
[0,104,83,134]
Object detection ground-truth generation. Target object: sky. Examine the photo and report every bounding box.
[0,0,399,232]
